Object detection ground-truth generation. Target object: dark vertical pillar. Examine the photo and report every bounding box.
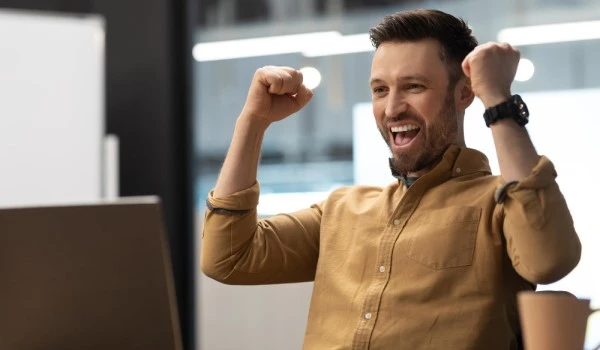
[92,1,195,349]
[0,1,195,349]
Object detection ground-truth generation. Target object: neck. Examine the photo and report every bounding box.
[406,141,464,177]
[456,124,466,147]
[407,160,439,178]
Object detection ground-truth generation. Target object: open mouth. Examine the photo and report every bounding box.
[391,124,421,147]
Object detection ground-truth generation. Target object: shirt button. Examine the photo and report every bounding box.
[456,167,462,174]
[379,266,386,273]
[364,312,372,320]
[393,219,401,225]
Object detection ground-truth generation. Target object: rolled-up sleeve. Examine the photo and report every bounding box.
[499,156,582,284]
[200,181,322,285]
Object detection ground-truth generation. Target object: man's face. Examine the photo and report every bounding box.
[370,39,462,176]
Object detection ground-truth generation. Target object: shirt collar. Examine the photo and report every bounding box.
[449,146,492,177]
[389,145,492,187]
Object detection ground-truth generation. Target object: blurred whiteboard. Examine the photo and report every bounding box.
[353,89,600,347]
[0,10,105,206]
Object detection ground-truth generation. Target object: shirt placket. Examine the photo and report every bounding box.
[351,188,419,350]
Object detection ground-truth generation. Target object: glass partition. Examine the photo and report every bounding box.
[192,1,600,348]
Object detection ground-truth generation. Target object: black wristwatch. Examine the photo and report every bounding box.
[483,94,529,127]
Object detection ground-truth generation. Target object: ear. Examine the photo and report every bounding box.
[455,77,475,111]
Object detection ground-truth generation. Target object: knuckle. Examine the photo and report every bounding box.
[477,48,489,58]
[283,66,297,74]
[275,74,284,86]
[290,70,301,82]
[255,66,269,77]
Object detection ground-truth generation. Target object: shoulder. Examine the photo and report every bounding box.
[322,182,400,210]
[328,183,395,198]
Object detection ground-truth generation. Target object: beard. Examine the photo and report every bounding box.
[378,92,459,176]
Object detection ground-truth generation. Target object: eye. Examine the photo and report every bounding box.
[405,83,426,92]
[372,86,388,95]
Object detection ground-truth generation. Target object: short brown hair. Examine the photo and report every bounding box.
[369,9,478,87]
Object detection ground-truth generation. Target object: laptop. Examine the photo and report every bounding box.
[0,197,183,350]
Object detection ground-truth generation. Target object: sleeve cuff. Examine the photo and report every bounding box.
[494,156,557,204]
[512,156,557,189]
[207,181,260,212]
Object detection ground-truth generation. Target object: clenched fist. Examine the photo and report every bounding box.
[241,66,314,125]
[462,42,520,108]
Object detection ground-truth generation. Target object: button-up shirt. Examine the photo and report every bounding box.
[201,145,581,350]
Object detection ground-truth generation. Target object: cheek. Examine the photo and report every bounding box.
[372,103,385,124]
[411,95,445,123]
[372,98,384,114]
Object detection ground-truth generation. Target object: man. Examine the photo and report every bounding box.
[201,9,581,350]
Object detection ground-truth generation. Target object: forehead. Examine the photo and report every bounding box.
[370,39,448,84]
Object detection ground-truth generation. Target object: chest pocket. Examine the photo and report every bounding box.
[405,206,481,270]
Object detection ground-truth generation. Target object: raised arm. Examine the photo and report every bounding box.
[462,42,538,183]
[462,43,581,284]
[201,66,322,285]
[214,66,313,197]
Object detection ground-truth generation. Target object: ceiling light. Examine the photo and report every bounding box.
[515,58,535,82]
[302,34,374,57]
[299,67,322,89]
[498,20,600,46]
[193,31,341,62]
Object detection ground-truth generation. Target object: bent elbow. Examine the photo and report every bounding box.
[200,251,234,284]
[201,259,256,285]
[521,239,582,285]
[200,263,220,283]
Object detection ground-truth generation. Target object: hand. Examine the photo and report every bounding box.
[462,42,520,108]
[241,66,314,126]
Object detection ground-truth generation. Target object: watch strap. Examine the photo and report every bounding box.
[483,94,529,127]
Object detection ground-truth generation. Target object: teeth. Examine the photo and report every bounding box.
[391,124,420,133]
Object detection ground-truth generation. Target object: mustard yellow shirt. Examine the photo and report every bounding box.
[201,146,581,350]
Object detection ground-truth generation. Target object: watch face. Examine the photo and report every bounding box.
[513,94,529,119]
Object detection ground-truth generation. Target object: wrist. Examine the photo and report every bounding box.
[237,112,271,133]
[489,118,520,129]
[483,94,529,128]
[480,92,512,109]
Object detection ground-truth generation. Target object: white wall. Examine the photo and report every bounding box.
[0,10,105,206]
[197,276,313,350]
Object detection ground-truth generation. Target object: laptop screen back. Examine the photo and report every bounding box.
[0,197,182,350]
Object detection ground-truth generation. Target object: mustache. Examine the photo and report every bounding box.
[383,112,424,127]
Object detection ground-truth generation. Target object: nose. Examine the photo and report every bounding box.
[384,91,408,119]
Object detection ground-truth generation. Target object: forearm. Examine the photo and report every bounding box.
[490,119,539,182]
[482,95,539,183]
[213,113,270,198]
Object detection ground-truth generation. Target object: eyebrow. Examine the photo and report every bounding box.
[369,74,431,86]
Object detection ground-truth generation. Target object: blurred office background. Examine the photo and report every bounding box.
[2,0,600,349]
[193,1,600,349]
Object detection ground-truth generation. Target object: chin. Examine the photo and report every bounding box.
[392,149,440,175]
[391,155,420,175]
